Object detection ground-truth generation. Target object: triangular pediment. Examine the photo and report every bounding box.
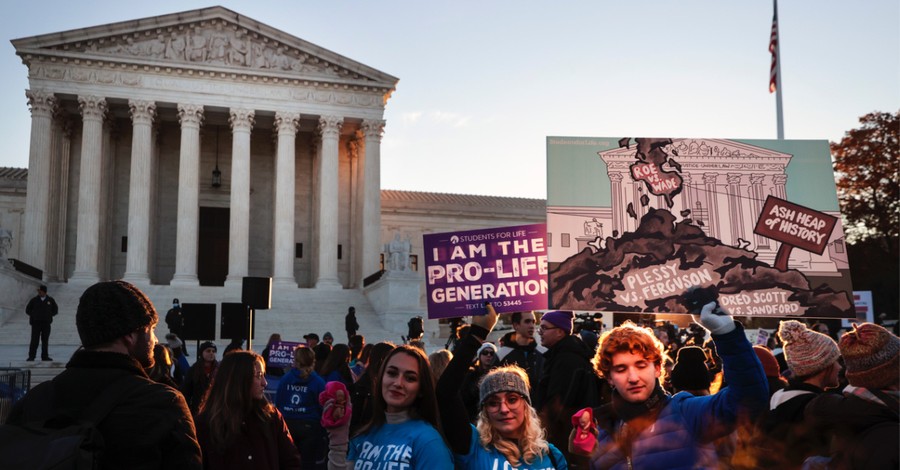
[598,138,791,161]
[11,6,398,89]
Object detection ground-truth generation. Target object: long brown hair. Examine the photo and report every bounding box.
[354,345,443,438]
[198,351,274,452]
[320,343,353,383]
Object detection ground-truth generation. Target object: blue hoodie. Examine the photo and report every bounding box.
[275,368,326,422]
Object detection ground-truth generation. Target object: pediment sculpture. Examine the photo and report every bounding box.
[62,21,356,80]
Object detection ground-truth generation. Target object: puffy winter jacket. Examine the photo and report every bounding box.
[591,324,768,470]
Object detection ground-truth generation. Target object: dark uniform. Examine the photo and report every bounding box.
[25,286,58,361]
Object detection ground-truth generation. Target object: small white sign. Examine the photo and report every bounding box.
[842,291,874,328]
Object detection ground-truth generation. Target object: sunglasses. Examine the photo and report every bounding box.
[481,350,495,356]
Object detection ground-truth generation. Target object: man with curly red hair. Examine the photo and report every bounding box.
[585,301,767,469]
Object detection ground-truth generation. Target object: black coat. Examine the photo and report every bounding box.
[534,334,595,410]
[345,312,359,335]
[165,307,184,334]
[534,334,596,466]
[497,331,545,402]
[762,383,828,468]
[805,388,899,470]
[181,360,218,415]
[25,295,58,324]
[8,350,202,469]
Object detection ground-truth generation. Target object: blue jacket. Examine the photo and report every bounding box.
[591,324,768,470]
[275,368,326,422]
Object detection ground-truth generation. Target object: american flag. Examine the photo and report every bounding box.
[769,1,779,93]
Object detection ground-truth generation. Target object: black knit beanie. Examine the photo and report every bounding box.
[76,281,157,347]
[670,346,711,392]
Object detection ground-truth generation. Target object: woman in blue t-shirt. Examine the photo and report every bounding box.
[322,345,454,469]
[437,304,568,469]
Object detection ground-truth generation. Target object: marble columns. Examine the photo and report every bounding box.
[225,108,255,286]
[122,100,157,284]
[171,104,204,286]
[21,90,57,274]
[70,96,107,283]
[315,115,342,289]
[273,112,300,286]
[360,119,385,284]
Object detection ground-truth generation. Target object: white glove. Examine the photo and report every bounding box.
[693,301,735,336]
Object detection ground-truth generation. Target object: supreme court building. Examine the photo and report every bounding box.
[13,6,397,289]
[0,7,545,344]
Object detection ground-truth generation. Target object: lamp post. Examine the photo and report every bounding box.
[211,126,222,188]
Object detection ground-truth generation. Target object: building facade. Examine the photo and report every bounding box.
[12,6,397,289]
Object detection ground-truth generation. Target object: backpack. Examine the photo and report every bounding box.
[0,376,142,470]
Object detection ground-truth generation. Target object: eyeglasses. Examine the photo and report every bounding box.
[481,350,495,356]
[483,393,525,412]
[538,325,559,334]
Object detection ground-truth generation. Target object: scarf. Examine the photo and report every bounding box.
[611,384,669,459]
[612,383,668,422]
[844,385,900,417]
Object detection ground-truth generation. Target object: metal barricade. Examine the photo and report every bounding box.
[0,368,31,424]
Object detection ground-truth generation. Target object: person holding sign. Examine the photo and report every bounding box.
[436,304,568,469]
[583,290,768,469]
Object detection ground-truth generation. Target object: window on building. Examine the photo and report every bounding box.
[410,254,418,271]
[834,239,845,253]
[561,233,570,248]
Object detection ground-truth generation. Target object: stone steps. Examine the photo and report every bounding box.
[0,281,447,387]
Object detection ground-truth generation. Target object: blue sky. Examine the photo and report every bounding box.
[1,1,897,199]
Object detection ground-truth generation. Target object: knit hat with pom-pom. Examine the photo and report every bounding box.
[839,323,900,390]
[777,320,840,378]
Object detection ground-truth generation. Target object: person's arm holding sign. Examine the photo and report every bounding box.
[436,303,498,454]
[684,286,768,440]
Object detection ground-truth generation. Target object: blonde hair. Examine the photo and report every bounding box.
[428,349,453,381]
[293,345,315,378]
[475,366,550,466]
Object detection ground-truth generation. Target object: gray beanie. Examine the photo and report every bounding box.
[76,281,157,347]
[479,366,530,406]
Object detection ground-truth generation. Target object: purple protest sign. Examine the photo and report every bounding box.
[266,340,303,369]
[423,223,549,319]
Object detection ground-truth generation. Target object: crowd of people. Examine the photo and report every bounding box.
[4,280,898,469]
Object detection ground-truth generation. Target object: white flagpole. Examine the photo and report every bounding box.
[773,0,784,139]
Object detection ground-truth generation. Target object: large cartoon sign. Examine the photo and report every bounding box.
[547,137,853,318]
[423,223,549,319]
